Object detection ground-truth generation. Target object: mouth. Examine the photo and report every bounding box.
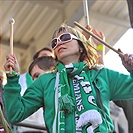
[58,47,66,52]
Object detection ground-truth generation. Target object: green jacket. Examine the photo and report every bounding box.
[4,67,133,133]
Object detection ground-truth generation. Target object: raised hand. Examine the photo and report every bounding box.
[91,29,105,46]
[118,49,133,72]
[82,25,105,64]
[82,25,92,40]
[4,54,20,75]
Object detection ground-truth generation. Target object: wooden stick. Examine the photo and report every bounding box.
[74,21,124,57]
[83,0,89,25]
[9,18,15,74]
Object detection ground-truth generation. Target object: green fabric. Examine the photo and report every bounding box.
[0,106,14,133]
[56,62,102,132]
[26,72,33,87]
[130,70,133,78]
[4,68,133,133]
[57,63,76,113]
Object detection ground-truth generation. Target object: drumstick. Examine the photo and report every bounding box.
[9,18,15,74]
[83,0,89,25]
[74,21,124,57]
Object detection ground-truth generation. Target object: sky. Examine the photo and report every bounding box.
[104,28,133,75]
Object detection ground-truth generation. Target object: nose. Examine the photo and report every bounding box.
[57,39,63,46]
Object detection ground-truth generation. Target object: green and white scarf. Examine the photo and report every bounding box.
[53,62,102,133]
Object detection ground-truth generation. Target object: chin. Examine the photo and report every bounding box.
[57,53,67,60]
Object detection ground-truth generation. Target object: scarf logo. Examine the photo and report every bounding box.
[80,81,92,93]
[88,96,97,106]
[73,79,84,112]
[65,63,78,74]
[74,75,96,107]
[73,72,101,132]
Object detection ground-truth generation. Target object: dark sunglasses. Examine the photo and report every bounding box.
[50,33,79,49]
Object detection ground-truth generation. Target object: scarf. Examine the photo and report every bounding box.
[53,62,102,133]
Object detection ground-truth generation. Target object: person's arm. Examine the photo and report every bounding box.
[4,54,43,123]
[99,68,133,100]
[4,75,43,123]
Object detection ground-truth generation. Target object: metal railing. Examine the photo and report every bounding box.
[13,122,47,132]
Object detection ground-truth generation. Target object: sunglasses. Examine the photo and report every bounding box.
[50,33,79,49]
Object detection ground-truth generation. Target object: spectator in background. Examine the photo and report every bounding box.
[33,47,55,60]
[19,47,55,95]
[29,56,57,81]
[17,47,55,133]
